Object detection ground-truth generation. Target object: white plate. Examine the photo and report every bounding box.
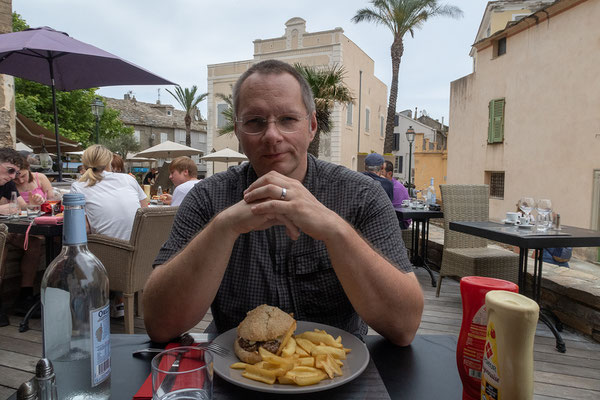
[211,321,370,394]
[502,219,518,225]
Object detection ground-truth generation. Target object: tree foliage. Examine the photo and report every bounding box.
[165,85,207,147]
[11,12,135,148]
[294,64,354,157]
[352,0,462,153]
[215,92,235,135]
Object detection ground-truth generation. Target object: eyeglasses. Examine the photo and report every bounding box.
[1,164,18,176]
[236,113,310,135]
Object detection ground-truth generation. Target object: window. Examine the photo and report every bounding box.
[494,37,507,57]
[488,98,505,143]
[175,131,185,145]
[160,132,168,143]
[393,132,399,151]
[394,114,399,127]
[217,104,228,129]
[395,156,403,173]
[346,102,353,126]
[133,130,140,143]
[487,171,505,199]
[380,116,384,137]
[365,108,370,132]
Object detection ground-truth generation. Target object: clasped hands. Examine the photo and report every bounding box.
[224,171,339,242]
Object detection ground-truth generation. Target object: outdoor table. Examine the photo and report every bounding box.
[449,221,600,353]
[8,333,461,399]
[395,207,443,287]
[1,217,62,332]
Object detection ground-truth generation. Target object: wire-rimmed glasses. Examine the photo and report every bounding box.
[236,113,310,135]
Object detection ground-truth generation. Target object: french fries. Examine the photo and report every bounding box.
[230,328,349,387]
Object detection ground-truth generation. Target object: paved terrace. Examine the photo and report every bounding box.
[0,267,598,399]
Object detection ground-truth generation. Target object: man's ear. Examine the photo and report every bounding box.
[308,111,317,141]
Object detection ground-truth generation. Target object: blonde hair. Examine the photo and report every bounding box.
[79,144,113,187]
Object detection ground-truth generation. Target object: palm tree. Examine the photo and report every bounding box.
[352,0,462,153]
[294,64,354,158]
[165,85,207,147]
[215,92,235,135]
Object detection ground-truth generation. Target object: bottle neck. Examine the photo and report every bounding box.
[63,204,87,245]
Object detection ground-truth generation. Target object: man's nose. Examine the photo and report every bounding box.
[261,119,284,142]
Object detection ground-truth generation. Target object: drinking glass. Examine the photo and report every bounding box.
[535,198,552,231]
[518,197,535,225]
[152,346,213,400]
[47,188,63,216]
[8,191,19,219]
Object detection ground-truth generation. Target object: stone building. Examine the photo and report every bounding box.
[105,94,208,177]
[0,0,15,148]
[206,17,388,175]
[449,0,600,238]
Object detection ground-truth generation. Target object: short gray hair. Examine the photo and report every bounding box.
[366,165,382,173]
[233,59,315,118]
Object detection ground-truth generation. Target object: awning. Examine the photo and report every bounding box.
[16,112,83,153]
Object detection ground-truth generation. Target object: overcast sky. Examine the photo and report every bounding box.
[13,0,488,124]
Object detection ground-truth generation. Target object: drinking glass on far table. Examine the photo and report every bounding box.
[152,346,213,400]
[47,188,63,216]
[8,191,19,219]
[535,198,552,231]
[518,196,535,225]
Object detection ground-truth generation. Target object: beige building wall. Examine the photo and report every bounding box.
[206,18,387,175]
[413,132,446,201]
[449,0,600,228]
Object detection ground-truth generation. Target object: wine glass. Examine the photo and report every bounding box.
[518,197,535,225]
[535,198,552,231]
[47,188,63,216]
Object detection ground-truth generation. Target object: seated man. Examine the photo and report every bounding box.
[160,156,200,206]
[382,160,411,229]
[362,153,394,201]
[543,247,572,268]
[143,60,423,346]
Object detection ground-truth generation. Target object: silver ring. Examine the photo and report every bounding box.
[280,187,287,200]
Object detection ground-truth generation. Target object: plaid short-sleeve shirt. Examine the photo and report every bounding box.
[154,155,412,335]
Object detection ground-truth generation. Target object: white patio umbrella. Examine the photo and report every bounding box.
[135,141,203,159]
[126,152,156,162]
[16,142,33,152]
[201,147,247,164]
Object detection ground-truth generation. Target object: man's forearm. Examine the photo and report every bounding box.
[143,212,238,342]
[324,219,423,346]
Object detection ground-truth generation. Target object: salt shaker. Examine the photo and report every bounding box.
[35,358,58,400]
[16,379,37,400]
[553,213,561,230]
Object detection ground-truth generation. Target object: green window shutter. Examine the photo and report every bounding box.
[488,99,505,143]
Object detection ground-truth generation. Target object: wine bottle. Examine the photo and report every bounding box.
[41,193,111,399]
[426,177,436,205]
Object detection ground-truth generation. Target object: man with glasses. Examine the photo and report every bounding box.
[144,60,423,346]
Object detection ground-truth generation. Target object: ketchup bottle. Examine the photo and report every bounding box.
[457,277,518,400]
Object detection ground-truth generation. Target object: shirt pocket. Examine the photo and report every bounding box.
[292,248,351,321]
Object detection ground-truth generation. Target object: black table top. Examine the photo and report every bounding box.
[9,333,461,400]
[450,221,600,249]
[395,207,444,220]
[0,217,63,236]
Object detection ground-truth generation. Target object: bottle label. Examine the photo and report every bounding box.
[481,321,500,400]
[90,303,111,386]
[462,304,487,381]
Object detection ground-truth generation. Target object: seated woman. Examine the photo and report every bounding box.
[71,145,148,241]
[111,154,125,173]
[14,157,52,205]
[71,145,148,318]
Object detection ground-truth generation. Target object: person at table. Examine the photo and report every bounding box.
[159,156,200,206]
[111,153,125,173]
[382,160,411,229]
[70,144,148,241]
[143,168,157,185]
[543,247,572,268]
[0,148,43,322]
[362,153,394,202]
[14,157,52,205]
[143,59,423,345]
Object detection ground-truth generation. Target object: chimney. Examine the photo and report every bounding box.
[414,107,418,119]
[124,93,130,100]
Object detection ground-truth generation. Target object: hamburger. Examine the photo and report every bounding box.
[234,304,296,364]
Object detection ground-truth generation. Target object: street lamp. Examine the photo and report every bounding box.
[91,97,105,144]
[405,126,416,197]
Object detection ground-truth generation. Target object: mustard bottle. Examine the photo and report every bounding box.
[481,290,539,400]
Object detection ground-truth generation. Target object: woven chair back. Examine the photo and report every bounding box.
[440,184,489,249]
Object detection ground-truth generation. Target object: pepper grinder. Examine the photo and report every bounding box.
[16,379,37,400]
[35,358,58,400]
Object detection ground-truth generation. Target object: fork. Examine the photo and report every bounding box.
[133,340,230,357]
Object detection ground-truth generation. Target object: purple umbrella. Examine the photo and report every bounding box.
[0,26,175,180]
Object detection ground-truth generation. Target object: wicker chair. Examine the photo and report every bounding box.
[0,224,9,326]
[87,207,178,333]
[436,185,518,297]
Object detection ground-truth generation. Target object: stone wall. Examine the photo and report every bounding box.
[0,0,15,148]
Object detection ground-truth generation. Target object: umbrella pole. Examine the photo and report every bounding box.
[48,60,63,182]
